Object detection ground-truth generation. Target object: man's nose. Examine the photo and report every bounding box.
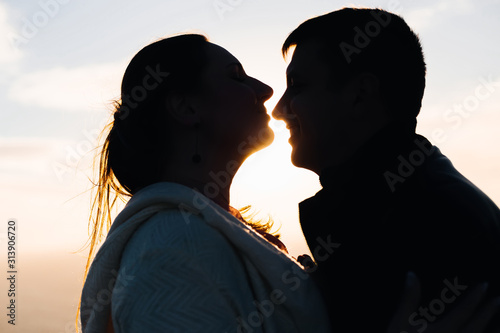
[272,95,287,120]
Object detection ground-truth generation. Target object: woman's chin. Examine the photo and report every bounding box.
[255,126,275,150]
[239,127,275,159]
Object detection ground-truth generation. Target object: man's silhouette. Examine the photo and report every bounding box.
[273,8,500,332]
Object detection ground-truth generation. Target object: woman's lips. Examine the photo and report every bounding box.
[257,106,268,114]
[256,107,271,121]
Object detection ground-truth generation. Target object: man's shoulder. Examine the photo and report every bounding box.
[418,144,497,208]
[406,141,500,234]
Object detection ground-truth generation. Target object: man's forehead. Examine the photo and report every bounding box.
[286,40,326,76]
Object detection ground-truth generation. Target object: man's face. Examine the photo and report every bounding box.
[272,40,358,174]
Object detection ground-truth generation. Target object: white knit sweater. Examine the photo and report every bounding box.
[80,182,331,332]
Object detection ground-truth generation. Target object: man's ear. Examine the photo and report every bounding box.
[352,73,381,119]
[165,90,200,126]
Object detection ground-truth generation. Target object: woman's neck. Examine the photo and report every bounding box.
[160,142,246,211]
[161,170,234,211]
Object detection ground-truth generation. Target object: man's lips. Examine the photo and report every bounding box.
[283,110,299,134]
[286,122,300,140]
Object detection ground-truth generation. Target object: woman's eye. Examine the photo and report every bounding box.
[233,71,247,82]
[230,65,247,82]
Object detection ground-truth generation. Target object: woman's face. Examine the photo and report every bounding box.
[192,43,274,159]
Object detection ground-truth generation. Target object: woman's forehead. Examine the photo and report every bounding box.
[206,42,240,67]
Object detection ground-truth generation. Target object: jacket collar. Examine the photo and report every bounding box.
[319,120,417,194]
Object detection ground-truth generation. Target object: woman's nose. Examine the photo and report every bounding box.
[255,79,273,103]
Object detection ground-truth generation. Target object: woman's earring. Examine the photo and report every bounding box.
[192,123,201,164]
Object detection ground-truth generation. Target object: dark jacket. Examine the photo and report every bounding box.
[299,123,500,332]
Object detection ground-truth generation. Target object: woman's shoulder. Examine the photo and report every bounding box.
[131,209,219,247]
[111,209,259,332]
[123,209,229,255]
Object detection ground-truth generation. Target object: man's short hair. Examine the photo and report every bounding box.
[283,8,426,122]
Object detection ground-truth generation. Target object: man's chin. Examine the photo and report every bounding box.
[290,147,317,173]
[290,145,301,165]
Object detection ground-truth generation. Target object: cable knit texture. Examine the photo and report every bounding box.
[80,182,331,332]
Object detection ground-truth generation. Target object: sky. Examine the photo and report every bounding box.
[0,0,500,286]
[0,0,499,331]
[1,0,500,274]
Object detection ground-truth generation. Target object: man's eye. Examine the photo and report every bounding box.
[289,79,303,91]
[289,78,302,87]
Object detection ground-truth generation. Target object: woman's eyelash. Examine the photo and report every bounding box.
[233,72,247,82]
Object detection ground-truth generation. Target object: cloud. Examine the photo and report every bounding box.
[8,61,127,112]
[0,136,96,255]
[0,3,23,66]
[0,134,98,182]
[403,0,474,31]
[0,137,64,178]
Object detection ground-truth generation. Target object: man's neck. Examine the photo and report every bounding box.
[319,121,416,189]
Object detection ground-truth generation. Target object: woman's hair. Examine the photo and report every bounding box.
[83,34,210,286]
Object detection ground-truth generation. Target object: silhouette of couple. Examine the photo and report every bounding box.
[80,7,500,333]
